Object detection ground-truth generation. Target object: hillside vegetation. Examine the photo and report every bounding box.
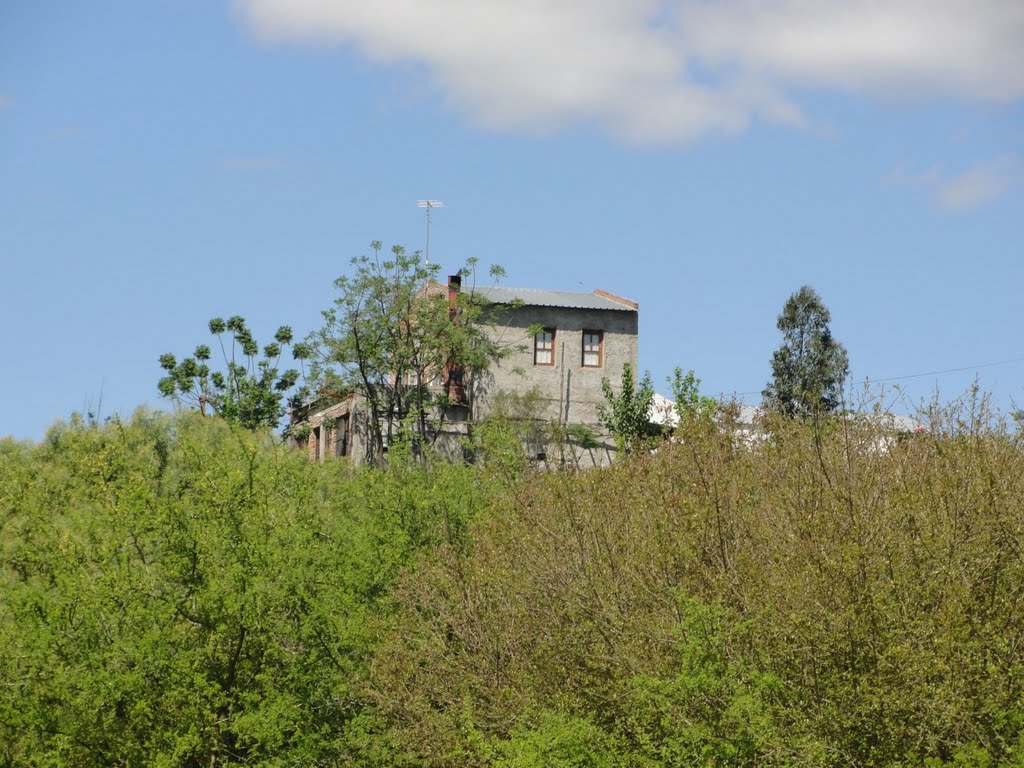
[2,402,1024,766]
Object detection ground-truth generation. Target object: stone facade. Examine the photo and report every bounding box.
[472,297,639,428]
[290,395,368,465]
[290,282,639,467]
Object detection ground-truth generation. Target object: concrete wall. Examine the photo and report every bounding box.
[473,304,639,428]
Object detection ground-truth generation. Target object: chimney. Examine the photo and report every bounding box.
[445,274,466,405]
[447,274,461,317]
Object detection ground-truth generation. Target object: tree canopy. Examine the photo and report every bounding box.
[304,242,506,462]
[597,363,655,453]
[762,285,849,417]
[158,316,309,430]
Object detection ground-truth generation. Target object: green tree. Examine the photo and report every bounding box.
[668,367,717,426]
[597,363,655,454]
[762,286,849,418]
[306,241,505,463]
[0,410,491,766]
[158,315,308,430]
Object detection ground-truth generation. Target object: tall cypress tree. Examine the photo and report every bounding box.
[763,286,849,417]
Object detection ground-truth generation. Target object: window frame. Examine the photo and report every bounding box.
[534,327,556,366]
[581,329,604,368]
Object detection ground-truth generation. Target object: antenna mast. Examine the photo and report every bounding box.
[416,199,445,265]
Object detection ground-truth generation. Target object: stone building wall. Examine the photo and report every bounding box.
[473,304,639,428]
[290,396,366,465]
[290,288,639,469]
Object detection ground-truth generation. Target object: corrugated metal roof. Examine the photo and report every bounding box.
[472,286,636,311]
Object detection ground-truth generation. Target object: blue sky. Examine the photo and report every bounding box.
[2,0,1022,440]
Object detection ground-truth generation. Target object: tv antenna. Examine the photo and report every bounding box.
[417,199,445,265]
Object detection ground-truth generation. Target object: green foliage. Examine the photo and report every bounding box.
[469,390,605,473]
[306,242,505,463]
[496,712,621,768]
[371,395,1024,767]
[0,411,489,766]
[763,285,849,418]
[622,598,782,765]
[467,388,552,480]
[1012,409,1024,431]
[158,316,308,429]
[597,363,655,454]
[8,391,1024,767]
[668,367,717,426]
[564,423,599,450]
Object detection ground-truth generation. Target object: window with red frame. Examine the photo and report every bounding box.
[582,330,603,367]
[534,328,555,366]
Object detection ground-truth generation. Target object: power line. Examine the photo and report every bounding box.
[728,354,1024,398]
[862,354,1024,384]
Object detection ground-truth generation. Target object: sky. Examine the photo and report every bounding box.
[1,0,1022,441]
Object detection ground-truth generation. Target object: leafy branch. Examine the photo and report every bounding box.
[158,316,309,430]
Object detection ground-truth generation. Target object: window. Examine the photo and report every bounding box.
[534,328,555,366]
[582,330,603,367]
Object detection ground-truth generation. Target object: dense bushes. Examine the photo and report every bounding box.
[0,412,487,766]
[2,402,1024,766]
[370,407,1024,766]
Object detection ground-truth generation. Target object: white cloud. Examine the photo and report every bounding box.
[678,0,1024,103]
[884,155,1020,212]
[933,156,1021,211]
[235,0,1024,143]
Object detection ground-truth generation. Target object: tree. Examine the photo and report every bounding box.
[597,363,656,454]
[305,241,505,463]
[0,410,491,766]
[668,367,717,426]
[158,316,309,430]
[762,286,849,418]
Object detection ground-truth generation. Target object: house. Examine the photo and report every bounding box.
[290,396,369,463]
[469,283,639,426]
[291,276,640,466]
